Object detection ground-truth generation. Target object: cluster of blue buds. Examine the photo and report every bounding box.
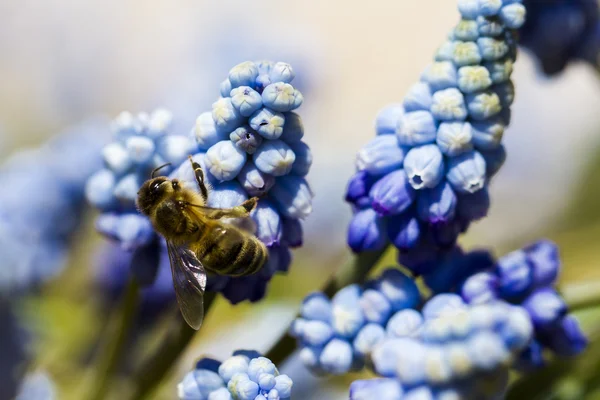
[85,109,195,250]
[352,296,532,399]
[183,60,312,303]
[459,240,587,368]
[0,121,106,293]
[86,61,312,305]
[346,0,525,261]
[178,350,292,400]
[521,0,600,75]
[290,269,420,375]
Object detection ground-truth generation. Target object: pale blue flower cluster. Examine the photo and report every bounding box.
[15,371,56,400]
[85,109,196,250]
[346,0,525,260]
[178,351,292,400]
[521,0,599,75]
[0,120,106,294]
[290,269,420,375]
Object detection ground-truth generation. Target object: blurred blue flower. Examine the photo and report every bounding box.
[0,119,107,294]
[15,371,56,400]
[178,351,292,400]
[1,301,29,400]
[520,0,600,75]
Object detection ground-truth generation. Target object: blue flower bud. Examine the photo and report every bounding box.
[454,19,480,41]
[421,62,458,92]
[96,213,154,250]
[500,306,533,351]
[477,37,509,61]
[112,111,143,140]
[375,104,405,135]
[436,122,474,156]
[279,112,303,143]
[360,289,392,324]
[431,88,468,121]
[230,86,263,117]
[479,0,502,16]
[274,375,292,398]
[404,83,433,113]
[496,249,532,299]
[350,379,404,400]
[255,74,271,93]
[320,339,354,374]
[453,41,483,66]
[147,109,172,137]
[270,176,312,219]
[493,81,515,107]
[207,181,248,208]
[458,0,479,19]
[177,371,202,399]
[346,170,376,206]
[467,332,509,370]
[258,373,276,392]
[466,91,502,120]
[281,217,302,248]
[380,338,427,383]
[86,169,116,210]
[248,357,278,383]
[477,15,504,37]
[387,309,423,338]
[348,208,386,252]
[471,118,504,150]
[253,201,281,246]
[192,112,229,150]
[480,145,506,177]
[301,292,332,321]
[375,269,420,311]
[446,150,486,194]
[397,111,438,147]
[458,66,493,93]
[523,289,567,328]
[252,140,295,177]
[125,136,155,164]
[159,136,196,166]
[461,271,498,304]
[298,346,322,372]
[354,323,386,358]
[484,59,513,84]
[249,108,286,140]
[205,141,247,181]
[303,320,334,346]
[220,79,233,98]
[436,41,456,62]
[422,294,466,320]
[269,62,295,83]
[212,98,243,133]
[103,142,132,176]
[229,126,263,155]
[209,387,233,400]
[231,374,259,400]
[417,181,457,224]
[219,356,250,382]
[114,173,143,203]
[288,141,312,176]
[546,316,587,356]
[262,83,303,112]
[386,213,420,250]
[526,240,559,288]
[400,241,440,274]
[229,61,259,88]
[403,144,445,189]
[356,135,405,175]
[456,187,490,222]
[235,162,274,198]
[370,170,416,216]
[517,341,545,371]
[499,3,526,29]
[423,346,453,384]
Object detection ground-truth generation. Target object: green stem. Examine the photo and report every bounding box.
[90,276,140,400]
[128,290,217,400]
[265,246,389,365]
[563,281,600,312]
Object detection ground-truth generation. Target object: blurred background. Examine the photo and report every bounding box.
[1,0,600,399]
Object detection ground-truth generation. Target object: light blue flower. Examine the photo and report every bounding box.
[417,181,457,224]
[253,201,282,247]
[360,290,392,325]
[375,104,405,134]
[436,122,474,156]
[453,41,483,66]
[471,119,504,150]
[229,61,259,88]
[370,170,416,216]
[477,37,510,61]
[431,88,468,121]
[349,379,404,400]
[230,126,264,154]
[288,141,312,176]
[446,150,486,193]
[262,83,303,112]
[403,145,445,190]
[353,323,387,356]
[465,91,502,120]
[237,161,275,197]
[373,269,420,311]
[421,62,458,92]
[436,41,456,62]
[386,309,423,338]
[397,111,438,147]
[458,0,480,19]
[479,0,503,16]
[454,19,480,41]
[484,59,513,84]
[102,142,133,176]
[279,112,304,143]
[230,86,263,117]
[86,169,117,210]
[477,15,505,37]
[458,66,493,93]
[320,339,354,374]
[192,112,229,150]
[212,98,243,133]
[404,83,433,113]
[499,3,527,29]
[522,288,567,328]
[249,108,286,139]
[253,140,295,176]
[356,135,406,175]
[269,176,313,219]
[205,140,247,181]
[269,62,295,83]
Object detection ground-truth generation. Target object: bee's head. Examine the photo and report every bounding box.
[136,177,170,215]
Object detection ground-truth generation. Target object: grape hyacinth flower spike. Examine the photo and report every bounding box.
[178,351,293,400]
[346,0,524,273]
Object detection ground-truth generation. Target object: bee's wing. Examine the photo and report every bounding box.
[166,240,207,330]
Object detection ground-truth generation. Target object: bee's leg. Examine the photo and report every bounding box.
[198,197,259,219]
[188,155,208,202]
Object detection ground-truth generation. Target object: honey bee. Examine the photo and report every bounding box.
[136,156,268,330]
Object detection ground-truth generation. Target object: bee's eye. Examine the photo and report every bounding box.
[151,179,165,193]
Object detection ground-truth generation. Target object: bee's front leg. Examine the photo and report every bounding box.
[188,155,208,202]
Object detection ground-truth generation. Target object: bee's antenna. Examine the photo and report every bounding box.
[151,163,172,178]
